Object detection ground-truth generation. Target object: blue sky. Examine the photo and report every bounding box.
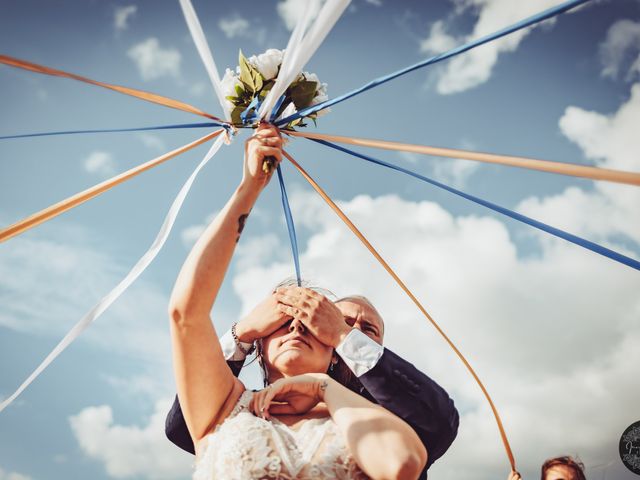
[1,0,639,479]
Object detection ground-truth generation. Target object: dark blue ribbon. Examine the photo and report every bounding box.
[0,122,224,140]
[311,138,640,272]
[277,0,591,125]
[276,164,302,286]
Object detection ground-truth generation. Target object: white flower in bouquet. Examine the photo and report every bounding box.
[224,48,329,128]
[220,68,241,111]
[248,48,283,80]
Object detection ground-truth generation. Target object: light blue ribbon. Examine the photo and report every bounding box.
[276,164,302,286]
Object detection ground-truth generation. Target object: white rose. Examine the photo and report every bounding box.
[220,68,241,111]
[310,92,330,117]
[303,71,320,84]
[249,48,283,80]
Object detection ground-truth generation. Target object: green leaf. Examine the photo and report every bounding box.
[289,80,318,109]
[231,105,244,125]
[234,84,244,96]
[238,50,263,93]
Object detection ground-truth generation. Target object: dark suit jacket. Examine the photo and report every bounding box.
[165,349,459,478]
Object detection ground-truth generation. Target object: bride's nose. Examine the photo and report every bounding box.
[288,318,305,333]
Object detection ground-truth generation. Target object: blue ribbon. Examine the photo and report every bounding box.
[310,138,640,272]
[277,0,591,126]
[0,122,224,140]
[240,96,262,125]
[269,94,287,123]
[276,164,302,286]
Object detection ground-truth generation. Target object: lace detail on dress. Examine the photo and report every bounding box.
[193,390,369,480]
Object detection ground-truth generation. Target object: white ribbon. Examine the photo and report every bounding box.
[0,133,227,413]
[179,0,230,121]
[258,0,351,121]
[258,3,315,120]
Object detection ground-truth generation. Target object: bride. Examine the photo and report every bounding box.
[168,123,427,479]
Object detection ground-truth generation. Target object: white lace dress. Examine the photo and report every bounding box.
[193,390,370,480]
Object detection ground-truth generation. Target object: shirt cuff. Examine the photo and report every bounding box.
[220,329,252,362]
[335,329,384,377]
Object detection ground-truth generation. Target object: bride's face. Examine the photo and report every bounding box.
[262,318,333,381]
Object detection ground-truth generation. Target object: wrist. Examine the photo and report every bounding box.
[234,321,256,344]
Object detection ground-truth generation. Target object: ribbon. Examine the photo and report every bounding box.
[258,0,351,121]
[277,0,592,125]
[0,54,223,122]
[276,165,302,286]
[0,130,223,243]
[311,138,640,272]
[178,0,230,121]
[283,148,517,471]
[0,122,223,141]
[288,131,640,186]
[0,133,227,413]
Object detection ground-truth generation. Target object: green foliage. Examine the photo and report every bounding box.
[226,50,326,129]
[238,50,263,93]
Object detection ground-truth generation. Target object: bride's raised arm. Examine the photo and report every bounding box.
[167,124,283,449]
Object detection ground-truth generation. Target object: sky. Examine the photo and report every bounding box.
[1,0,639,479]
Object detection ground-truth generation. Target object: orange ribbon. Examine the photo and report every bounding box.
[288,131,640,186]
[0,129,223,243]
[283,149,517,472]
[0,54,224,122]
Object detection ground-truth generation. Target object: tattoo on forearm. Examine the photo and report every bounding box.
[236,212,250,243]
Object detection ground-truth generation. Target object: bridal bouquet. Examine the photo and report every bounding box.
[221,49,329,129]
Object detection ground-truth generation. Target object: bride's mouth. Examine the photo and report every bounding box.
[282,336,310,348]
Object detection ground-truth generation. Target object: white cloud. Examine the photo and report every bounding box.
[422,0,576,94]
[517,83,640,245]
[83,151,116,177]
[0,467,32,480]
[420,20,458,55]
[69,398,192,480]
[127,38,181,81]
[600,19,640,81]
[218,14,250,39]
[138,133,167,153]
[277,0,322,31]
[0,228,173,364]
[188,81,208,97]
[114,5,137,32]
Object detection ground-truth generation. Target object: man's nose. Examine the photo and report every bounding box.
[288,318,305,333]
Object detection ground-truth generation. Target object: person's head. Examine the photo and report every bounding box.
[255,278,341,386]
[254,279,384,388]
[334,295,385,344]
[541,456,586,480]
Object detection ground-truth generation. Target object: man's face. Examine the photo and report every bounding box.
[544,465,578,480]
[335,298,384,344]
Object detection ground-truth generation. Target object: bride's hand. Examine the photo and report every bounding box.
[234,291,290,343]
[242,123,283,191]
[250,373,331,419]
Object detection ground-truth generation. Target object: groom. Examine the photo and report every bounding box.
[165,288,459,477]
